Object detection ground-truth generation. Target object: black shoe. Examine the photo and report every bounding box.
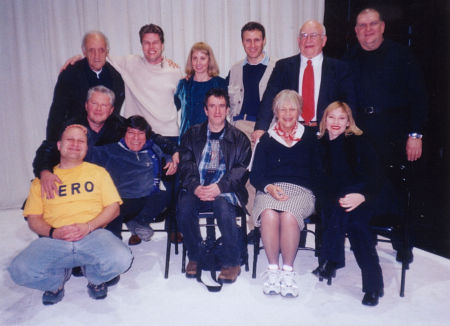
[319,261,337,285]
[311,264,324,277]
[362,289,384,306]
[72,266,84,277]
[42,288,65,305]
[87,282,107,300]
[42,269,71,305]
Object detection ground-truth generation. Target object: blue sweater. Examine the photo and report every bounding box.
[87,140,171,199]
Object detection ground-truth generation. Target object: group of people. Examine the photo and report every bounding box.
[8,6,427,308]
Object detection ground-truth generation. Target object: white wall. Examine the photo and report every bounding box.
[0,0,324,208]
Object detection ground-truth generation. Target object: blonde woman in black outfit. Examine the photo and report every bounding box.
[250,90,316,297]
[313,101,384,306]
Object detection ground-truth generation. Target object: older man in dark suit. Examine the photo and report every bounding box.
[253,20,356,141]
[45,31,125,142]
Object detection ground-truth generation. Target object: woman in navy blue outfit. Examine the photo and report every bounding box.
[250,90,316,298]
[313,101,384,306]
[174,42,227,139]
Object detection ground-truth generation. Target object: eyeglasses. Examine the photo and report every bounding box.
[299,32,324,40]
[356,21,381,29]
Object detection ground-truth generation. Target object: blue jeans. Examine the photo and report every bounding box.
[8,229,133,292]
[177,191,240,267]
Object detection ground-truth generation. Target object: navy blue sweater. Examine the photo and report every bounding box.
[250,127,317,193]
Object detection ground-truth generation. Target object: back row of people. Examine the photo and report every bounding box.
[9,6,426,306]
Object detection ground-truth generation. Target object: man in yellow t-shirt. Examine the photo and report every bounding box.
[8,124,133,305]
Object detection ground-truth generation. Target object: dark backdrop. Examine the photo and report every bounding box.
[323,0,450,258]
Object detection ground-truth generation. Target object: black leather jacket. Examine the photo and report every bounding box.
[179,121,251,207]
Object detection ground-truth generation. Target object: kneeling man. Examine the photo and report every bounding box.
[178,88,251,283]
[9,124,133,305]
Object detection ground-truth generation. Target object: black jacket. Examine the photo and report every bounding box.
[256,54,357,131]
[179,121,251,207]
[316,133,384,208]
[45,58,125,141]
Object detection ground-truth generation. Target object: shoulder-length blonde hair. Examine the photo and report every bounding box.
[272,89,303,119]
[318,101,362,138]
[185,42,220,78]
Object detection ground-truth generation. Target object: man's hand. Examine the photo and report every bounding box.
[40,170,62,199]
[165,58,179,69]
[251,130,265,143]
[339,193,365,212]
[60,54,83,72]
[164,162,177,175]
[266,184,289,201]
[52,223,90,242]
[163,152,179,175]
[406,137,422,161]
[194,184,221,201]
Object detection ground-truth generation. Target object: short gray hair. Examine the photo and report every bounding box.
[272,90,303,118]
[86,85,115,106]
[81,31,110,52]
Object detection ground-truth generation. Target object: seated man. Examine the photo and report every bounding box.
[177,88,251,283]
[8,124,133,305]
[33,85,178,200]
[87,115,178,245]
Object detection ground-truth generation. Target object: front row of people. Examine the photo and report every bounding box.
[9,86,387,307]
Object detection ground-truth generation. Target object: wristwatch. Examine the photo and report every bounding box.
[408,133,423,139]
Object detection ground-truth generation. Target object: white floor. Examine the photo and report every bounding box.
[0,208,449,326]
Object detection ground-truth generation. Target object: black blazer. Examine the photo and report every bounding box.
[255,54,357,131]
[45,58,125,141]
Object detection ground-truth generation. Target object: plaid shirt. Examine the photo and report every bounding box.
[198,128,238,206]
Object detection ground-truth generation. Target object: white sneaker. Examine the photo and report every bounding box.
[262,269,281,295]
[280,270,299,297]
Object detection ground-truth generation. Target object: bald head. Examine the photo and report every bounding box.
[82,31,109,71]
[297,20,327,59]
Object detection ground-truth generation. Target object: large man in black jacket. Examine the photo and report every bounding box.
[253,20,356,141]
[45,31,125,141]
[343,8,427,165]
[343,8,428,264]
[178,88,251,284]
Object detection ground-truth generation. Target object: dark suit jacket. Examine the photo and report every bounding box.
[255,54,357,131]
[45,58,125,141]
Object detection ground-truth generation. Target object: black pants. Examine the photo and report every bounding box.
[106,186,172,239]
[319,203,384,293]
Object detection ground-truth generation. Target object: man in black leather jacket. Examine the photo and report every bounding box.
[178,88,251,284]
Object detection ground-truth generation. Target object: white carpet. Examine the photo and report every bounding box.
[0,208,449,326]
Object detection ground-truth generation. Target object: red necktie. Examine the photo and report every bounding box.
[302,60,314,124]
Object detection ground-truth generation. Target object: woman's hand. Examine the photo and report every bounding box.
[266,184,289,201]
[339,193,365,212]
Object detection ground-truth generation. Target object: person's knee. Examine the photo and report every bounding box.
[213,197,233,220]
[8,255,34,286]
[94,230,134,273]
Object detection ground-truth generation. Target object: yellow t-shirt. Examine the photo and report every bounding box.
[23,162,122,228]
